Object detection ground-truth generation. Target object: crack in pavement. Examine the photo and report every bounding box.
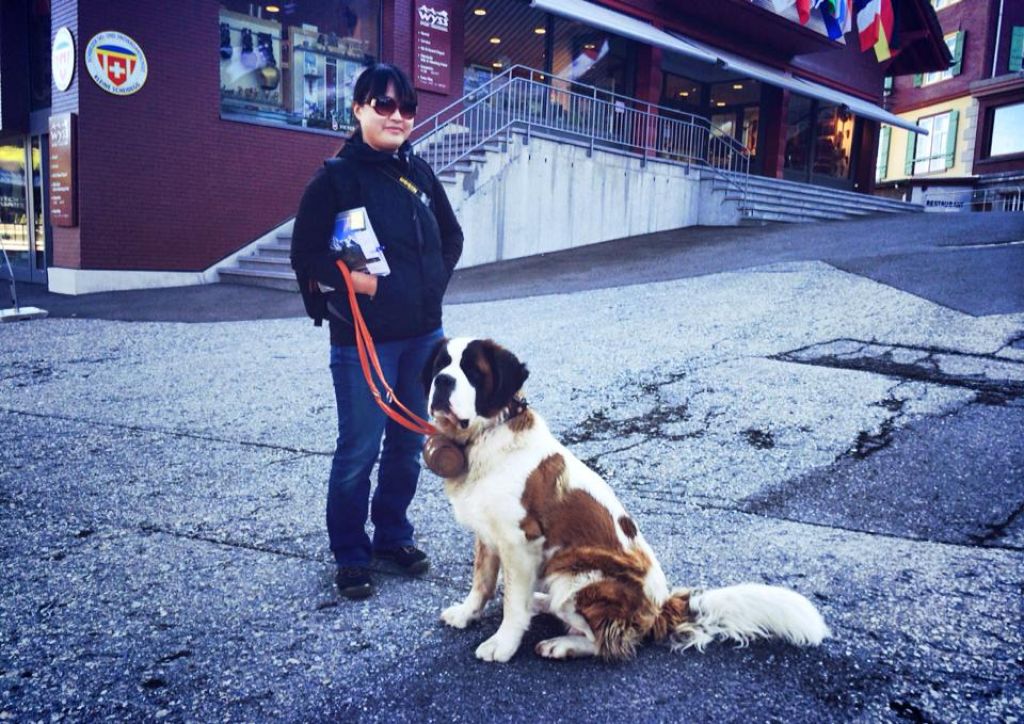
[773,338,1024,399]
[0,407,330,458]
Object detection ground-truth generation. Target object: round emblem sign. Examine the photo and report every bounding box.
[85,31,148,96]
[52,27,76,92]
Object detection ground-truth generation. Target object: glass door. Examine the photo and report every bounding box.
[0,137,48,285]
[0,142,31,283]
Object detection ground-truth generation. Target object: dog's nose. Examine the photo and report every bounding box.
[430,374,455,413]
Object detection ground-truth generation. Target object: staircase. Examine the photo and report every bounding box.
[218,65,922,289]
[217,225,298,290]
[716,173,925,224]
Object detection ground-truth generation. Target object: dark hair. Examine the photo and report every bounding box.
[351,63,418,109]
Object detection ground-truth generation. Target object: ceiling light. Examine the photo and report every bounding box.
[534,27,546,34]
[732,83,743,90]
[492,61,503,68]
[265,4,280,11]
[716,101,726,107]
[678,91,689,97]
[490,36,501,44]
[584,43,596,50]
[473,8,487,15]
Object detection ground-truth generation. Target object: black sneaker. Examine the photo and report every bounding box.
[335,566,374,599]
[374,545,430,575]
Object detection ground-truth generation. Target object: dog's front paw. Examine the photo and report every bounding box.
[441,602,480,629]
[475,632,520,663]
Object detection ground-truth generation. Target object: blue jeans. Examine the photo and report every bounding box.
[327,327,443,568]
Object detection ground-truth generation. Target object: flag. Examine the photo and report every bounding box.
[819,0,849,40]
[796,0,812,24]
[854,0,881,51]
[873,0,895,61]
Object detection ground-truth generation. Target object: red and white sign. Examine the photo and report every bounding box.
[85,31,148,95]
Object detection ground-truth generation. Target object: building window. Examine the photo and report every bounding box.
[931,0,963,9]
[29,1,51,111]
[920,32,963,86]
[1010,27,1024,72]
[219,1,380,135]
[988,102,1024,157]
[905,110,959,175]
[876,125,891,181]
[784,94,814,174]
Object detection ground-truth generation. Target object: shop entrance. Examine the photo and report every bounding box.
[0,136,49,285]
[783,95,858,188]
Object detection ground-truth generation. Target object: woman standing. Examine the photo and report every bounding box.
[291,64,463,599]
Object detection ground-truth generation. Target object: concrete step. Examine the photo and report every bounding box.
[731,192,884,219]
[714,173,924,213]
[258,242,292,258]
[219,267,298,291]
[237,255,291,272]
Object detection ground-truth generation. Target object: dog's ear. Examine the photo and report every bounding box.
[478,340,529,417]
[421,337,450,395]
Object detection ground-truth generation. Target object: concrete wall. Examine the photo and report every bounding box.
[442,134,723,268]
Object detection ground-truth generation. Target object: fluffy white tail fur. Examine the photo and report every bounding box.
[672,583,830,652]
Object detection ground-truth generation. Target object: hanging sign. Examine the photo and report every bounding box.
[413,0,452,93]
[85,31,148,95]
[49,113,78,227]
[53,27,76,92]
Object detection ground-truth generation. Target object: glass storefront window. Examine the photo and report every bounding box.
[550,20,632,95]
[660,73,703,113]
[219,1,379,134]
[989,102,1024,157]
[813,103,854,178]
[463,0,547,89]
[0,145,29,266]
[784,94,814,173]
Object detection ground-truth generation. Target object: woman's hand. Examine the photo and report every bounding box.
[349,270,378,298]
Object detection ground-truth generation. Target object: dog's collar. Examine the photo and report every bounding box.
[498,394,529,425]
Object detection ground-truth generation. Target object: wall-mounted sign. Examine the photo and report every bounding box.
[53,27,76,92]
[413,0,452,93]
[49,113,78,227]
[85,31,148,95]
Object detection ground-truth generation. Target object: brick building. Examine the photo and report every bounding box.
[876,0,1024,210]
[0,0,949,294]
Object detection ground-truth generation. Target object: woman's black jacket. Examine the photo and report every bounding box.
[290,134,464,346]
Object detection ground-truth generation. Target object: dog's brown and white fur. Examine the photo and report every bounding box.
[425,337,829,662]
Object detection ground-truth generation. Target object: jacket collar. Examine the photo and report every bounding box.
[339,130,412,166]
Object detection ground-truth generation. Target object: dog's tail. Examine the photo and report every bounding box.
[655,583,830,652]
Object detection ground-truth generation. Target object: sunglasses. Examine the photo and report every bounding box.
[368,95,417,120]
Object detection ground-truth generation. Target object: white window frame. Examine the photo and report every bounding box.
[931,0,963,9]
[922,33,959,86]
[913,112,951,175]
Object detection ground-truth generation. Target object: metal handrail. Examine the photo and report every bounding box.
[411,64,750,201]
[922,186,1024,212]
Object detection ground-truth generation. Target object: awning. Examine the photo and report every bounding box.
[529,0,717,65]
[531,0,921,134]
[670,33,925,134]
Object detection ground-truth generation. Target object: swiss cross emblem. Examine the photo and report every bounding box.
[96,46,137,87]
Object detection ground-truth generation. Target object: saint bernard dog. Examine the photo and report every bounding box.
[425,337,829,663]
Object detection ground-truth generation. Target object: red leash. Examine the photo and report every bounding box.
[335,260,439,436]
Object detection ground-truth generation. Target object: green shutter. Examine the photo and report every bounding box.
[913,73,923,87]
[904,128,918,176]
[950,31,965,76]
[944,109,959,169]
[1010,27,1024,72]
[877,126,891,180]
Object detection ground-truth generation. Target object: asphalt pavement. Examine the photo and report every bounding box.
[1,212,1023,722]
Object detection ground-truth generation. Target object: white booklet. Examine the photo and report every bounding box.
[329,206,390,276]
